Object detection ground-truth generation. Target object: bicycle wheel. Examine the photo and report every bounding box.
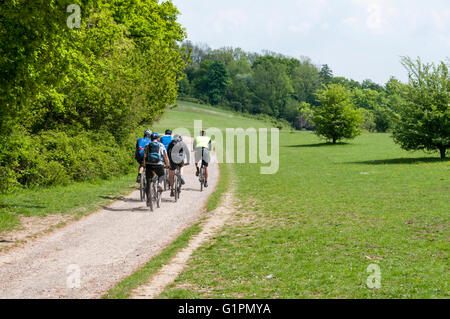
[174,175,179,202]
[148,184,153,212]
[140,172,145,201]
[156,182,161,208]
[200,167,204,192]
[163,168,169,191]
[177,171,182,195]
[200,165,205,192]
[143,174,147,201]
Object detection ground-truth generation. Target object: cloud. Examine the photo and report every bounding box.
[349,0,398,33]
[213,9,248,33]
[288,22,312,34]
[432,9,450,31]
[342,16,359,28]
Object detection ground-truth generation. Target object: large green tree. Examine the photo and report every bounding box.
[251,56,294,118]
[0,0,187,141]
[393,57,450,159]
[311,84,363,144]
[206,61,230,105]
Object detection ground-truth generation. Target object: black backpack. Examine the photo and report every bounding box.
[146,142,162,164]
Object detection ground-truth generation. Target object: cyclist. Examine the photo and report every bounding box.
[193,130,212,188]
[167,135,190,197]
[160,129,173,150]
[135,129,152,183]
[143,132,170,197]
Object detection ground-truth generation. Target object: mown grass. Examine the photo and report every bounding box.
[206,164,232,212]
[0,173,137,233]
[155,110,448,298]
[152,100,288,135]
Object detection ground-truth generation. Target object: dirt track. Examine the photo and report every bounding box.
[0,147,218,299]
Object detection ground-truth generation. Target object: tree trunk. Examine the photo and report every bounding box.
[333,137,336,144]
[440,147,446,159]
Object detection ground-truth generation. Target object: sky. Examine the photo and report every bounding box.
[171,0,450,84]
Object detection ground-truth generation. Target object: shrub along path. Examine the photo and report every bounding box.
[0,149,219,298]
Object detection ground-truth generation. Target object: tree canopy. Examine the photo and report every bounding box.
[309,84,363,144]
[392,57,450,159]
[0,0,187,141]
[0,0,188,190]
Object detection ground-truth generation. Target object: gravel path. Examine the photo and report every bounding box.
[0,145,218,299]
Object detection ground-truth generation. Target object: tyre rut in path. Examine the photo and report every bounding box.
[0,147,218,299]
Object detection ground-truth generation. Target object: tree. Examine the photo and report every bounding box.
[206,61,231,105]
[289,58,321,107]
[0,0,187,141]
[251,56,293,117]
[392,57,450,159]
[311,84,363,144]
[319,64,333,85]
[361,79,383,92]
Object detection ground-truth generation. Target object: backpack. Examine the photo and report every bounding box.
[136,137,151,161]
[168,139,185,164]
[146,141,163,164]
[160,135,173,150]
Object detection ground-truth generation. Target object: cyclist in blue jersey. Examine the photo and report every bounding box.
[160,130,173,150]
[144,132,170,194]
[135,129,152,183]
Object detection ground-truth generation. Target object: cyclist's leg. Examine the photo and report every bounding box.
[203,161,209,181]
[137,160,144,182]
[169,159,177,189]
[194,148,201,175]
[178,162,185,184]
[154,165,165,191]
[202,149,210,181]
[169,169,175,189]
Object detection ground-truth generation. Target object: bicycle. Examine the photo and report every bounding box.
[139,169,146,202]
[147,173,162,212]
[199,162,206,192]
[173,166,182,202]
[197,147,207,192]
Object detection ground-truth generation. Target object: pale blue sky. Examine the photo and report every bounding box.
[172,0,450,84]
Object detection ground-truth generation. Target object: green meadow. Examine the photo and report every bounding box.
[155,101,449,298]
[152,101,290,134]
[2,100,448,298]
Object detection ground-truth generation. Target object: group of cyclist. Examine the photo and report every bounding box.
[135,129,211,202]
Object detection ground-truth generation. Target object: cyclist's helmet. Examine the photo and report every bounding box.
[165,129,172,135]
[144,129,152,138]
[173,134,182,142]
[150,132,160,140]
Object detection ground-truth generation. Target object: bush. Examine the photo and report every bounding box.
[0,128,135,192]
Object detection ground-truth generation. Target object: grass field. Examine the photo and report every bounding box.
[2,100,448,298]
[152,101,289,134]
[153,101,449,299]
